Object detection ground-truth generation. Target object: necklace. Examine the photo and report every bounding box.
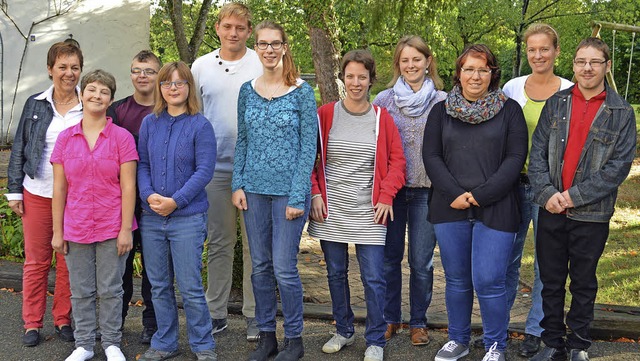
[53,98,76,105]
[262,78,283,101]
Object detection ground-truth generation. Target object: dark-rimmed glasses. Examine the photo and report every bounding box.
[255,41,285,50]
[160,80,188,89]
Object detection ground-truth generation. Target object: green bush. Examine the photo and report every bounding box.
[0,187,24,258]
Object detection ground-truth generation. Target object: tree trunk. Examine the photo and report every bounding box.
[303,0,343,104]
[513,32,523,77]
[166,0,214,64]
[513,0,530,77]
[308,26,342,104]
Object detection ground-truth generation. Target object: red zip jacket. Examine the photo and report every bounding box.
[311,102,406,223]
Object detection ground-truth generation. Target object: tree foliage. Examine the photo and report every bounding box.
[151,0,640,103]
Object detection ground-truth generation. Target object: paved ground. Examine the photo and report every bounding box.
[0,290,638,361]
[297,227,531,329]
[1,148,638,359]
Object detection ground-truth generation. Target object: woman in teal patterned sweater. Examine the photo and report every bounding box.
[231,20,317,361]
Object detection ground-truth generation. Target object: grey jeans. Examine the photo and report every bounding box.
[66,238,128,350]
[205,173,255,319]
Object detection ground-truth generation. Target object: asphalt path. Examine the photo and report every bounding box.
[0,290,638,360]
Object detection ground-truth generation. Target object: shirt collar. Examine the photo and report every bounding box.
[70,117,115,138]
[572,85,606,102]
[35,85,82,109]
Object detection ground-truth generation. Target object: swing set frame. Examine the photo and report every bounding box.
[590,21,639,99]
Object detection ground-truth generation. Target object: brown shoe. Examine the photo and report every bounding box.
[384,323,402,340]
[410,327,430,346]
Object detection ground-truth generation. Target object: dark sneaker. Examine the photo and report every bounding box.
[482,342,505,361]
[196,349,218,361]
[248,331,278,361]
[530,346,568,361]
[274,337,304,361]
[140,326,157,344]
[211,318,228,335]
[138,348,181,361]
[473,334,485,349]
[55,325,75,342]
[435,340,469,361]
[22,329,40,347]
[520,334,541,357]
[568,349,589,361]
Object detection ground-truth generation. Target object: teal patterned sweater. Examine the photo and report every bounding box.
[232,80,318,210]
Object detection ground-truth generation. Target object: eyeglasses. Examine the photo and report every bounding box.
[131,68,158,76]
[160,80,188,89]
[573,59,607,68]
[255,41,285,50]
[461,67,492,77]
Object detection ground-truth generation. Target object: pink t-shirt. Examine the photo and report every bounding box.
[51,118,139,244]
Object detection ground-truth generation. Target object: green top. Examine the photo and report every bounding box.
[522,91,547,173]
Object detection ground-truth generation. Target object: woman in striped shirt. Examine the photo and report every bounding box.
[308,49,406,361]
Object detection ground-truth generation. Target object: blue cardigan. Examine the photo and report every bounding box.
[138,110,216,217]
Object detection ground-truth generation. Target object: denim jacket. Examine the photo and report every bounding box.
[7,93,54,194]
[529,84,637,222]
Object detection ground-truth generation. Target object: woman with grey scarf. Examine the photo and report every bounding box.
[372,35,446,347]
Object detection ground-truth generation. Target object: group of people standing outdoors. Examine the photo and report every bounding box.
[6,2,636,361]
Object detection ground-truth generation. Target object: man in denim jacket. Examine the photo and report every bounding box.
[528,37,636,361]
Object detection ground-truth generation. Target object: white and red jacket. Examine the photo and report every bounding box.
[311,102,406,223]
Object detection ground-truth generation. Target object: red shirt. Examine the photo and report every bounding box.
[50,118,139,244]
[562,87,606,191]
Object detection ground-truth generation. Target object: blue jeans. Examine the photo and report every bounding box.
[506,182,543,336]
[242,192,309,338]
[141,212,215,353]
[435,220,515,352]
[383,187,435,328]
[321,241,387,348]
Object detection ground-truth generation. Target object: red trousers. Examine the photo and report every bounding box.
[22,189,72,329]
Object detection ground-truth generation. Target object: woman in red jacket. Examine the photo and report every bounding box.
[308,49,406,361]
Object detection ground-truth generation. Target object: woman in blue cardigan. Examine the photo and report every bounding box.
[137,61,217,361]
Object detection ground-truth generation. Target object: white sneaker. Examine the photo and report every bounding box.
[482,342,505,361]
[364,345,384,361]
[105,345,126,361]
[322,333,355,353]
[65,347,95,361]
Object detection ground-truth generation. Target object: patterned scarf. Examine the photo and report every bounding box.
[445,85,507,124]
[393,76,437,117]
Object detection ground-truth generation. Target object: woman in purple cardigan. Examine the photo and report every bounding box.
[137,61,217,361]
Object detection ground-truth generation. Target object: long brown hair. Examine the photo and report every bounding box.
[388,35,443,90]
[254,20,299,87]
[153,62,201,116]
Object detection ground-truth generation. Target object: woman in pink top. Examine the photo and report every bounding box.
[51,70,138,361]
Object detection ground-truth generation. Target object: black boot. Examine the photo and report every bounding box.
[248,331,278,361]
[274,337,304,361]
[530,346,568,361]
